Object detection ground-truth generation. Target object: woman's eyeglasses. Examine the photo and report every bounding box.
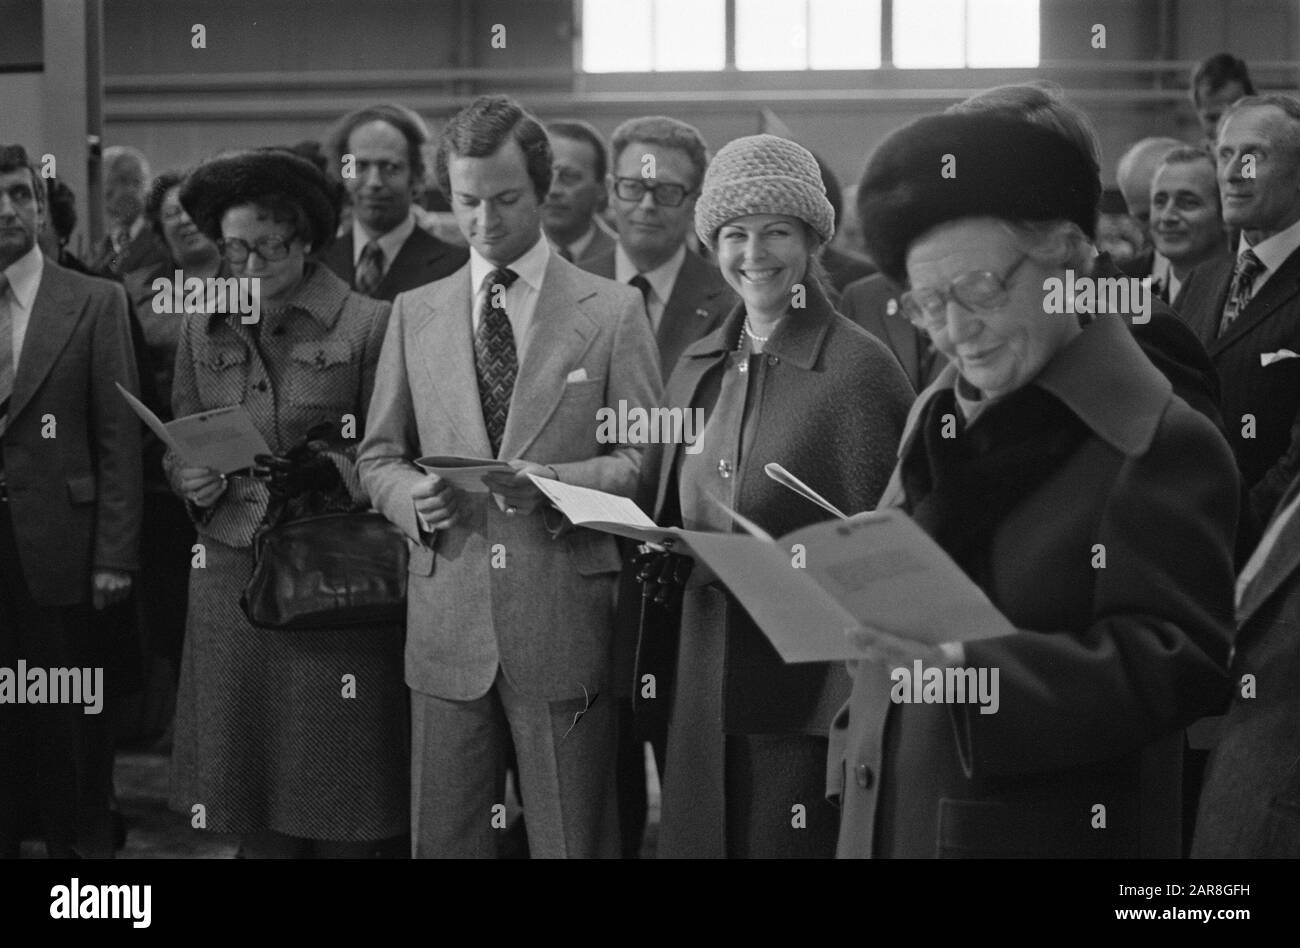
[218,235,294,263]
[899,254,1030,333]
[612,177,693,208]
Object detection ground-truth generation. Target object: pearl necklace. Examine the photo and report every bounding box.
[735,316,775,373]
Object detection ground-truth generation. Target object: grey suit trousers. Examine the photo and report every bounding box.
[411,670,618,858]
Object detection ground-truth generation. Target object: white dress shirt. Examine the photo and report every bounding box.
[352,211,416,278]
[469,234,550,363]
[2,243,44,370]
[615,242,686,332]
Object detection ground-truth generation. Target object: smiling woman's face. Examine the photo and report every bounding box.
[906,217,1078,400]
[715,213,811,321]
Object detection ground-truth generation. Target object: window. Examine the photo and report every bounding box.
[581,0,1038,72]
[893,0,1039,68]
[582,0,726,72]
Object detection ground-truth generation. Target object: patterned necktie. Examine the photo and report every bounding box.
[1219,249,1266,336]
[474,267,519,456]
[0,274,14,440]
[355,240,384,297]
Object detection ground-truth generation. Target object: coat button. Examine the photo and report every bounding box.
[767,354,779,366]
[855,764,874,789]
[255,380,268,392]
[717,459,732,478]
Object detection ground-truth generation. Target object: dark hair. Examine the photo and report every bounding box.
[0,144,44,209]
[435,95,552,202]
[812,153,842,226]
[144,170,184,241]
[1191,53,1256,106]
[547,120,608,182]
[45,179,77,242]
[327,104,430,184]
[231,192,316,246]
[610,116,710,191]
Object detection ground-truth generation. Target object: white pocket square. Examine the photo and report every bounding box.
[1261,350,1300,367]
[565,368,589,383]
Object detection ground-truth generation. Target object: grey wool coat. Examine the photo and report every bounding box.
[637,280,915,857]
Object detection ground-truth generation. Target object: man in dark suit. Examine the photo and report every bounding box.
[581,115,734,382]
[89,146,169,280]
[321,104,467,300]
[358,96,660,859]
[1151,146,1231,305]
[0,145,143,857]
[1178,94,1300,531]
[578,115,734,857]
[1195,472,1300,857]
[840,274,941,393]
[542,121,617,267]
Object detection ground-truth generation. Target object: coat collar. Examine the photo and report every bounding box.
[206,261,349,334]
[680,275,838,371]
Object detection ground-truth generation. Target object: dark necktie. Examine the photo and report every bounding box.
[0,274,13,440]
[1219,249,1266,336]
[629,273,652,308]
[474,267,519,456]
[355,240,384,297]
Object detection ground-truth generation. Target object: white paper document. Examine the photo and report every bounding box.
[416,456,515,493]
[116,383,270,474]
[531,474,1016,662]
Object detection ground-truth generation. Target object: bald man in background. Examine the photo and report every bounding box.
[1116,136,1184,280]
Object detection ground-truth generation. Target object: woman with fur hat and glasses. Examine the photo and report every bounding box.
[632,135,913,857]
[827,113,1238,858]
[166,149,406,858]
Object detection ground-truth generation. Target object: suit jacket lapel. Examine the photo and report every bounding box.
[1210,250,1300,356]
[321,233,356,288]
[501,258,599,458]
[413,268,493,457]
[658,252,729,375]
[9,265,80,421]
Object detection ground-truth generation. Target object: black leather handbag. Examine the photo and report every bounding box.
[240,510,409,630]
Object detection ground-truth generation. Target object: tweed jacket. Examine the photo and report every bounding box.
[165,263,390,547]
[1,258,143,606]
[582,245,735,381]
[319,225,468,302]
[358,252,663,702]
[828,316,1238,858]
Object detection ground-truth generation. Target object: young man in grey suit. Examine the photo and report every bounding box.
[321,103,468,301]
[359,96,662,859]
[0,145,143,857]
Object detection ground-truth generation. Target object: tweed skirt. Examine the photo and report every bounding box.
[169,538,409,840]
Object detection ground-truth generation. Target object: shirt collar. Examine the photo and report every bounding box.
[1239,214,1300,273]
[614,242,686,304]
[353,211,416,267]
[469,233,550,294]
[2,243,44,309]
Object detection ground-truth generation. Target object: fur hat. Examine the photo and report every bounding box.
[694,134,835,248]
[858,113,1101,285]
[180,148,338,248]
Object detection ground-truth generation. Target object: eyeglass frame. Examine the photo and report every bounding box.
[612,176,694,208]
[899,253,1032,333]
[217,234,297,264]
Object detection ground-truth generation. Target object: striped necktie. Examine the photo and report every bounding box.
[355,240,384,297]
[0,274,14,440]
[474,268,519,456]
[1218,249,1266,336]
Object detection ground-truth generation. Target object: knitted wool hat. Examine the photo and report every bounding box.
[694,134,835,249]
[180,148,338,248]
[858,113,1101,285]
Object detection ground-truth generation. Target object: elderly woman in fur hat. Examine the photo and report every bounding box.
[166,149,406,858]
[827,113,1239,858]
[632,135,914,858]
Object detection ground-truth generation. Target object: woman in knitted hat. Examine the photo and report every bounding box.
[166,149,407,858]
[827,112,1238,858]
[632,134,914,857]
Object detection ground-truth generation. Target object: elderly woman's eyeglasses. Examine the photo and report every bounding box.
[899,254,1031,333]
[613,177,692,208]
[218,235,294,263]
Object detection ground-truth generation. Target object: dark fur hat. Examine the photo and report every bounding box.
[858,113,1101,285]
[180,148,337,247]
